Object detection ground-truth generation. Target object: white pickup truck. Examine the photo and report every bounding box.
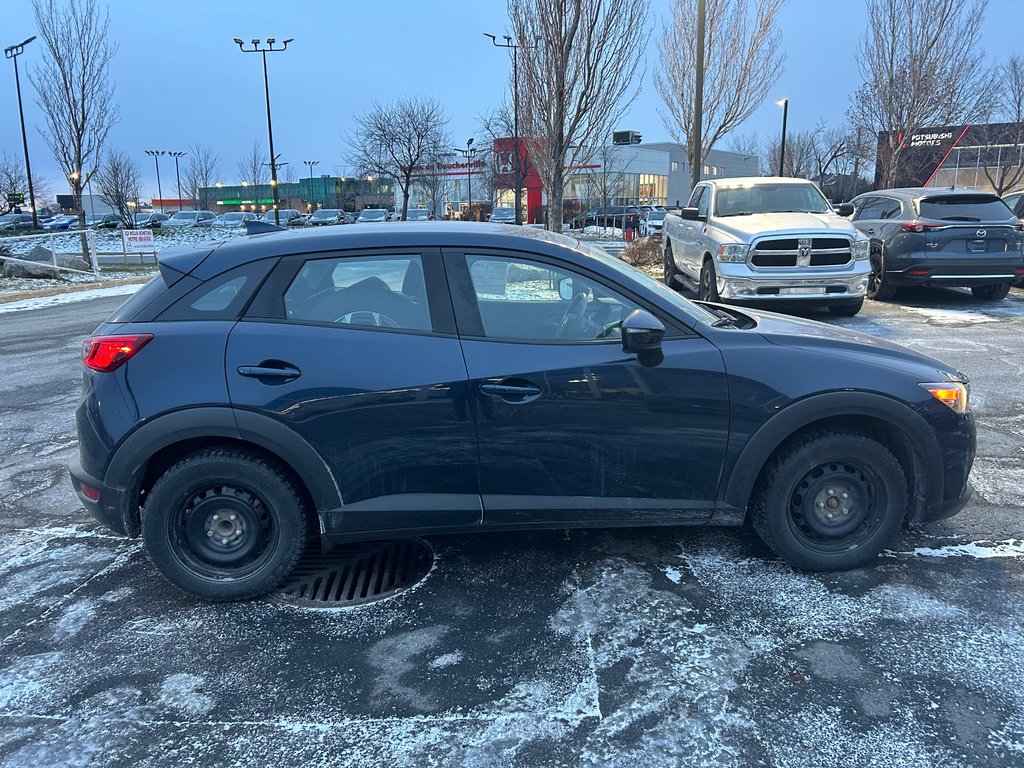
[661,177,871,316]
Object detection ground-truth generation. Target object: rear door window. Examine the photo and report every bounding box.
[917,195,1014,222]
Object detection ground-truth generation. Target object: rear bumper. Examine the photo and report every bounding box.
[885,253,1024,287]
[68,457,132,537]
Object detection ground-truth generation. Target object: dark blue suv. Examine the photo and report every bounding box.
[69,223,976,600]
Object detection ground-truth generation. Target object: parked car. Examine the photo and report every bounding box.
[405,208,432,221]
[662,177,869,315]
[849,188,1024,301]
[130,212,169,229]
[356,208,388,223]
[307,209,346,226]
[70,223,976,600]
[488,207,516,224]
[640,210,667,238]
[260,209,306,226]
[42,214,79,231]
[1002,191,1024,287]
[163,210,216,228]
[572,206,642,231]
[388,211,402,222]
[0,212,37,231]
[85,213,119,229]
[213,212,258,228]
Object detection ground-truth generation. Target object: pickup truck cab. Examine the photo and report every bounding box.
[662,177,870,316]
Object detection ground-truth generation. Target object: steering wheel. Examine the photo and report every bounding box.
[556,292,589,339]
[335,311,401,328]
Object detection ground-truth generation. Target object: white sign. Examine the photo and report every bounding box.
[122,229,155,253]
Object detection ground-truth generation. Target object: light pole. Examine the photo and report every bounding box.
[303,160,319,211]
[777,99,789,177]
[234,37,293,226]
[485,33,540,226]
[145,150,166,213]
[691,0,706,192]
[4,36,38,228]
[452,138,477,220]
[167,151,186,210]
[261,157,286,217]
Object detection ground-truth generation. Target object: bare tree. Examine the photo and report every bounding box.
[0,153,28,214]
[411,147,455,219]
[979,56,1024,195]
[478,101,536,216]
[726,132,762,172]
[95,149,142,227]
[762,130,817,179]
[29,0,118,228]
[511,0,650,230]
[849,0,997,188]
[182,144,220,212]
[577,143,634,208]
[348,96,449,220]
[657,0,785,183]
[236,141,270,211]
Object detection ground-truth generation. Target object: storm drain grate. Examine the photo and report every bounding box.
[271,538,434,608]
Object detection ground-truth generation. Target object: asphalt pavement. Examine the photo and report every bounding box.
[1,287,1022,767]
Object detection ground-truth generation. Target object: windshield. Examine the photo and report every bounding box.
[312,209,338,218]
[220,213,245,221]
[647,212,666,222]
[492,208,514,216]
[171,212,198,220]
[0,214,18,223]
[918,195,1013,222]
[86,215,106,223]
[407,210,429,219]
[715,183,831,216]
[359,209,387,221]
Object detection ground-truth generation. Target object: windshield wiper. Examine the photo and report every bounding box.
[720,211,755,217]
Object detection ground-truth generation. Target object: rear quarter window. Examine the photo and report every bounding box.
[918,195,1014,221]
[156,259,276,321]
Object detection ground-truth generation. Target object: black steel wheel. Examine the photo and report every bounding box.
[750,429,907,571]
[699,259,720,302]
[142,448,308,600]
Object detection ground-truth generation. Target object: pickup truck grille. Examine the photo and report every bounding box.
[749,236,852,268]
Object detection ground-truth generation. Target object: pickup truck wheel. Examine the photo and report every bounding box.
[699,260,720,302]
[663,244,680,287]
[142,448,308,601]
[750,429,907,571]
[971,283,1010,301]
[867,250,897,301]
[828,299,864,317]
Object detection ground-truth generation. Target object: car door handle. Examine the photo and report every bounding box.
[237,363,302,381]
[480,381,542,402]
[866,228,876,234]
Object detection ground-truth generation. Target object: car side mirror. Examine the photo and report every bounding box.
[680,207,706,222]
[834,203,854,217]
[621,309,664,354]
[557,277,574,301]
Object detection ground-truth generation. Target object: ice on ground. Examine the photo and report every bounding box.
[428,651,463,669]
[0,283,143,314]
[663,566,683,584]
[886,539,1024,560]
[903,306,1000,325]
[158,673,215,716]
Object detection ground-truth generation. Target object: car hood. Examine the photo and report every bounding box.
[726,305,966,380]
[712,212,857,242]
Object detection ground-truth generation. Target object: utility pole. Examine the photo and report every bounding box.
[303,160,319,211]
[145,150,166,213]
[168,151,186,210]
[5,36,38,228]
[777,99,789,176]
[690,0,706,193]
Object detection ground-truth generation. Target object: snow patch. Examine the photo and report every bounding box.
[903,306,999,326]
[663,566,683,584]
[885,539,1024,560]
[0,283,142,314]
[428,651,463,669]
[158,673,215,716]
[54,598,97,638]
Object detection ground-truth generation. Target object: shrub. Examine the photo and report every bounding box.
[619,236,661,269]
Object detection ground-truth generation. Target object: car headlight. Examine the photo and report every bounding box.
[920,382,969,414]
[853,239,870,260]
[717,243,748,263]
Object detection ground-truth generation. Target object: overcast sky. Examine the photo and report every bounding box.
[1,0,1020,200]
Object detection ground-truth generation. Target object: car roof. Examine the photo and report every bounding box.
[857,187,1002,200]
[159,222,586,279]
[706,176,816,188]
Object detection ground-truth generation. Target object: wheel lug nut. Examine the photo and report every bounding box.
[206,530,214,537]
[825,512,834,519]
[230,514,237,521]
[842,508,849,515]
[212,514,220,521]
[221,538,229,544]
[817,501,825,508]
[841,492,848,499]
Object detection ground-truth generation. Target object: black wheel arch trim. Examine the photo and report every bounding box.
[103,406,342,526]
[721,391,944,520]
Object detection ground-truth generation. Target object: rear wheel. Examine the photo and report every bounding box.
[142,448,308,601]
[750,429,907,571]
[699,259,720,302]
[971,282,1011,301]
[828,299,864,317]
[867,249,897,301]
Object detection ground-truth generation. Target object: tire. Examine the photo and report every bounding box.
[866,249,897,301]
[750,429,908,571]
[971,282,1011,301]
[663,243,680,287]
[699,259,720,302]
[828,298,864,317]
[142,448,308,601]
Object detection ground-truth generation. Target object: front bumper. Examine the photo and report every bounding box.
[716,264,869,303]
[68,457,133,537]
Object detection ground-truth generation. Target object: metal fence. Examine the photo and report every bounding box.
[0,230,99,276]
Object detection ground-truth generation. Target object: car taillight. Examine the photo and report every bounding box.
[900,221,941,233]
[82,334,154,372]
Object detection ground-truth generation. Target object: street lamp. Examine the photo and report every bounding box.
[167,151,187,210]
[234,37,293,225]
[776,98,789,177]
[485,32,540,226]
[303,160,319,211]
[452,138,477,221]
[261,156,286,217]
[4,35,38,228]
[145,150,166,213]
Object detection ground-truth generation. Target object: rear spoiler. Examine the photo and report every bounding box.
[244,219,286,235]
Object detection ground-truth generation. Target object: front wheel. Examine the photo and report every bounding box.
[142,448,308,601]
[699,259,720,302]
[971,283,1010,301]
[750,430,908,571]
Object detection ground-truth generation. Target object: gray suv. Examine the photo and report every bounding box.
[849,188,1024,301]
